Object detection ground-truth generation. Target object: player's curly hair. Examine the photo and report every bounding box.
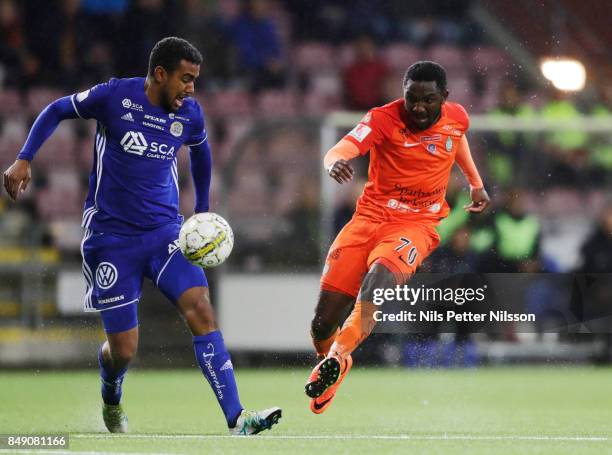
[148,37,203,75]
[403,61,447,92]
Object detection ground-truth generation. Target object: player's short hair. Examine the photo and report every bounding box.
[403,61,447,92]
[148,37,203,76]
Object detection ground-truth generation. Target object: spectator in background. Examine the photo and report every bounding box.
[57,0,85,89]
[540,90,591,187]
[485,81,537,188]
[343,35,389,111]
[0,0,35,88]
[228,0,285,92]
[478,188,543,273]
[579,203,612,273]
[589,99,612,184]
[182,0,237,90]
[428,226,478,273]
[117,0,178,77]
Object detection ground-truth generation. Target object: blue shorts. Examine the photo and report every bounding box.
[81,223,207,334]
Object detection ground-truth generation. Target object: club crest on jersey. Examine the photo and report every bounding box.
[427,143,436,155]
[445,136,453,152]
[170,121,183,137]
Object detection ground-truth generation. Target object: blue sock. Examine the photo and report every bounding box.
[98,346,127,405]
[193,331,243,427]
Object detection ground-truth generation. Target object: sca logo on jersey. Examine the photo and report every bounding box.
[120,131,176,159]
[120,131,148,155]
[122,98,143,112]
[167,239,180,254]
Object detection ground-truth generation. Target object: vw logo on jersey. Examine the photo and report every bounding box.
[96,262,118,290]
[120,131,148,155]
[170,121,183,137]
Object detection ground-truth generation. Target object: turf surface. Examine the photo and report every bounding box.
[1,367,611,454]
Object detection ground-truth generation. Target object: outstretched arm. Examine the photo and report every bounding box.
[3,96,78,200]
[323,139,360,184]
[455,135,490,213]
[189,140,212,213]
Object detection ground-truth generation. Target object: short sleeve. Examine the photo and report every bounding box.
[343,109,392,155]
[71,79,118,121]
[185,102,208,147]
[446,102,470,132]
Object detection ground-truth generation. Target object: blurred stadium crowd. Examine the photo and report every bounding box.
[0,0,610,279]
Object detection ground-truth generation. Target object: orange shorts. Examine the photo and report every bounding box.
[320,214,440,297]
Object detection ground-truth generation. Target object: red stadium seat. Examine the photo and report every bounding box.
[208,89,253,118]
[427,45,466,70]
[26,88,64,116]
[470,46,510,74]
[302,91,342,115]
[35,185,82,221]
[294,43,337,73]
[382,44,421,70]
[337,43,356,68]
[33,123,76,169]
[256,90,298,118]
[0,90,23,116]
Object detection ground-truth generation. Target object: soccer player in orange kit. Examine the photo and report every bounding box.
[305,61,490,413]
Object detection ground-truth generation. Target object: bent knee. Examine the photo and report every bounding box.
[110,343,137,366]
[310,316,338,340]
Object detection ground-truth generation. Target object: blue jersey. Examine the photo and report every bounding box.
[71,77,207,234]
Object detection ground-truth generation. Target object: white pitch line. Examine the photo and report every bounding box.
[0,451,178,455]
[70,433,612,442]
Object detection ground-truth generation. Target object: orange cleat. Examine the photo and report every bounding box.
[305,354,352,414]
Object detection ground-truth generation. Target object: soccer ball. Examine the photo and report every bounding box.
[179,213,234,268]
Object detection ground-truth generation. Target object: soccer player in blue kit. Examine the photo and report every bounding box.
[3,37,281,436]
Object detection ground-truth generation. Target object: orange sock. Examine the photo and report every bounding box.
[329,301,377,362]
[312,328,339,359]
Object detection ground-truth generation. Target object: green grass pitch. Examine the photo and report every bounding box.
[1,367,611,454]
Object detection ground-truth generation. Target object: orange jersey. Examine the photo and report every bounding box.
[343,99,470,223]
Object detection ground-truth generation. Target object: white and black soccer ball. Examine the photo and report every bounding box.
[179,213,234,268]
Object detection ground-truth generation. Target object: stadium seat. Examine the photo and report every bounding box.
[48,220,86,251]
[337,43,356,68]
[47,168,80,192]
[294,43,337,73]
[256,90,299,118]
[309,72,342,98]
[33,123,76,169]
[427,44,466,70]
[179,185,195,217]
[35,186,82,221]
[26,88,64,116]
[208,89,253,118]
[470,46,510,74]
[216,118,254,165]
[447,75,476,109]
[228,173,268,215]
[382,44,421,70]
[0,90,22,116]
[302,90,342,115]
